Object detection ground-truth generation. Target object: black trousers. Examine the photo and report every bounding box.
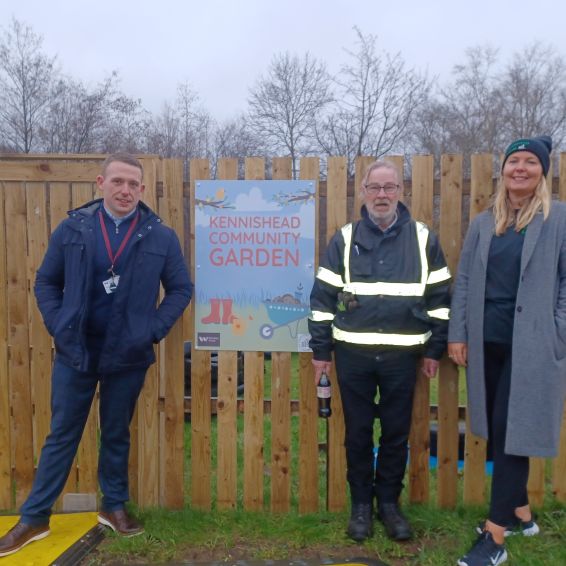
[335,344,418,505]
[484,342,529,526]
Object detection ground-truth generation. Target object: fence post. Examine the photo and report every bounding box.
[216,158,240,511]
[437,154,462,509]
[298,157,321,513]
[190,159,213,510]
[409,155,434,503]
[0,182,12,509]
[326,156,348,512]
[462,154,492,504]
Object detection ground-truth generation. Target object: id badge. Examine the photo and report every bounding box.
[103,275,120,294]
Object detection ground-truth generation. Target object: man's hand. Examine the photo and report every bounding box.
[448,342,467,367]
[312,359,332,385]
[421,357,439,379]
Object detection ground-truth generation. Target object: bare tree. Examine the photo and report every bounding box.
[101,94,150,153]
[41,74,116,153]
[146,101,181,157]
[211,115,264,177]
[248,52,332,178]
[0,18,57,152]
[501,42,566,147]
[317,28,430,175]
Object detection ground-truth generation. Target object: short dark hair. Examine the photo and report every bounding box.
[101,153,144,179]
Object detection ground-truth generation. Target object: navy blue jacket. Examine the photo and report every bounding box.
[34,198,193,373]
[309,203,451,361]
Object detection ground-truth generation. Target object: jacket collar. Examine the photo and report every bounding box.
[68,198,157,227]
[355,202,411,250]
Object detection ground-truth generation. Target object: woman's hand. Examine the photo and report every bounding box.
[448,342,468,367]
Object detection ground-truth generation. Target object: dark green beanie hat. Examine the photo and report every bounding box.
[502,136,552,176]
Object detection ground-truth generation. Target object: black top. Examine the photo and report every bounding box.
[484,225,525,343]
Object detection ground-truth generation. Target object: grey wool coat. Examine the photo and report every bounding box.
[448,202,566,458]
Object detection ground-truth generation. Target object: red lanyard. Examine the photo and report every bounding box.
[98,209,139,276]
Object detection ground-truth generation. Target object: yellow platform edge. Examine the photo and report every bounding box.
[0,512,98,565]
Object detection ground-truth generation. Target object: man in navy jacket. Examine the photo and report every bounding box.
[0,153,192,557]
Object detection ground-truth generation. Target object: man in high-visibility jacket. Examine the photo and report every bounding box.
[309,160,450,542]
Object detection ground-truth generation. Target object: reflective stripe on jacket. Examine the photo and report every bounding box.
[308,203,451,360]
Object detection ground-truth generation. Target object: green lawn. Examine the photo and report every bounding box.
[86,356,566,564]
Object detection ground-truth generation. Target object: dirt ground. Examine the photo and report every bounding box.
[86,537,417,565]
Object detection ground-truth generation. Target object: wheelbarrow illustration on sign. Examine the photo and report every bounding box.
[259,296,310,339]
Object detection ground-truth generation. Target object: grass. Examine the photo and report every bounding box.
[86,499,566,565]
[84,356,566,564]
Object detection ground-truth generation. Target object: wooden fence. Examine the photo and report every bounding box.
[0,153,565,516]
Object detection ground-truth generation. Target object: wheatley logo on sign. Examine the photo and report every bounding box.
[194,180,315,352]
[197,333,221,348]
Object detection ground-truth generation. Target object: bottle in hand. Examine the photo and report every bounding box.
[317,372,332,418]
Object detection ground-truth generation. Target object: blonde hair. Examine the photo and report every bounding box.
[493,175,550,235]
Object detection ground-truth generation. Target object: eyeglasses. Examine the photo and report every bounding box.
[363,183,400,195]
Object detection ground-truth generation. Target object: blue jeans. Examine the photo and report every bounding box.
[20,358,146,526]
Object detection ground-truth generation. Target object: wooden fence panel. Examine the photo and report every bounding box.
[298,349,318,513]
[270,157,293,513]
[138,159,163,507]
[560,153,566,201]
[0,160,101,182]
[2,152,566,516]
[216,158,239,511]
[0,182,11,509]
[298,157,321,513]
[325,157,348,512]
[437,155,462,509]
[49,182,72,229]
[270,350,292,512]
[49,182,77,508]
[190,159,212,510]
[159,158,186,508]
[26,184,52,464]
[243,157,266,511]
[6,182,34,506]
[353,157,374,222]
[528,458,546,508]
[409,155,434,503]
[553,407,566,502]
[70,183,99,498]
[463,154,492,504]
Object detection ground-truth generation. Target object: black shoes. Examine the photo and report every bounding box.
[458,531,507,566]
[377,502,413,541]
[347,502,374,542]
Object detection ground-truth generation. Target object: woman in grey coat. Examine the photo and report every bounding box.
[448,136,566,566]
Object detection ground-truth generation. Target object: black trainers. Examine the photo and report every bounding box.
[377,502,412,541]
[475,517,539,537]
[347,502,373,542]
[457,531,507,566]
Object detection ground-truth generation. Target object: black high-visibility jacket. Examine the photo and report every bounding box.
[309,203,451,361]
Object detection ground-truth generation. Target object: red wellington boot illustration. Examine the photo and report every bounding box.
[201,298,222,324]
[221,298,236,324]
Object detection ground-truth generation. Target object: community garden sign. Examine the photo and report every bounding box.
[194,180,315,352]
